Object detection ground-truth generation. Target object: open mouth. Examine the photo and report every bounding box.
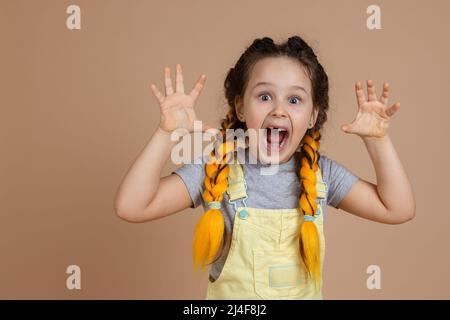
[263,125,290,154]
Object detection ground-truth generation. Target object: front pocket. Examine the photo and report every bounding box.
[253,248,311,299]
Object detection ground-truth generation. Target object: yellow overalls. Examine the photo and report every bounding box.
[206,158,328,300]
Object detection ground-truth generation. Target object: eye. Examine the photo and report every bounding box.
[258,92,271,102]
[289,96,302,104]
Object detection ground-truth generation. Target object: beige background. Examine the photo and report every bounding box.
[1,0,449,299]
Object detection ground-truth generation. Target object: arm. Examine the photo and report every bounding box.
[337,134,415,224]
[114,64,209,223]
[337,80,416,224]
[114,128,193,223]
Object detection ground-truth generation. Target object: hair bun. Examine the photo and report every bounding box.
[288,36,306,47]
[249,37,276,51]
[287,36,316,58]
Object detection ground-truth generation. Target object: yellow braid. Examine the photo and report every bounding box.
[192,110,236,272]
[299,130,322,292]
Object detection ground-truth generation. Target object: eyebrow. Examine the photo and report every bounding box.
[252,81,308,94]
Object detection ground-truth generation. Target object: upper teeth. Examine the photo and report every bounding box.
[268,127,286,132]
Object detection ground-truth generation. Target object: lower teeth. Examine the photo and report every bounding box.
[265,130,287,150]
[270,141,282,148]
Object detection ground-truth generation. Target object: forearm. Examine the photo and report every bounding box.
[362,134,415,218]
[114,127,178,216]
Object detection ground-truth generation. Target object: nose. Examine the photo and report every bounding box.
[269,101,288,118]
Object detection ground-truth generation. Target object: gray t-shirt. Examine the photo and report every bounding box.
[173,148,359,280]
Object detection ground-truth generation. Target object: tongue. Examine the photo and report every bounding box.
[267,130,286,144]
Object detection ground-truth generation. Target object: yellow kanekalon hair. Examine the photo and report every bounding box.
[299,130,322,292]
[192,111,236,272]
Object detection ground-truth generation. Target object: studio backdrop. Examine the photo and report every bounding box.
[1,0,449,299]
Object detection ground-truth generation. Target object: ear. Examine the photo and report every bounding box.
[235,95,245,122]
[309,106,319,129]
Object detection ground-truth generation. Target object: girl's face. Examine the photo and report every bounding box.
[235,56,319,164]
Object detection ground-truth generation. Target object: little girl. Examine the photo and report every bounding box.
[114,35,415,300]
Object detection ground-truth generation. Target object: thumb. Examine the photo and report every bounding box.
[202,123,220,135]
[341,124,354,134]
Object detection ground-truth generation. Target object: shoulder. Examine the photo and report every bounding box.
[318,153,332,184]
[318,153,356,182]
[172,153,210,186]
[318,153,360,208]
[174,152,210,170]
[172,153,212,209]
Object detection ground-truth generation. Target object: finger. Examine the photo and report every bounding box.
[379,107,391,120]
[355,81,366,107]
[386,102,400,117]
[189,74,207,102]
[367,79,377,101]
[176,63,185,93]
[341,123,355,134]
[149,83,165,104]
[164,67,174,95]
[379,81,389,106]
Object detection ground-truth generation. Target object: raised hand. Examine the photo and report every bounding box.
[341,80,401,138]
[150,64,211,133]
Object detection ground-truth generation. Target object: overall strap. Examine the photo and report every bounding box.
[227,155,248,202]
[315,167,328,198]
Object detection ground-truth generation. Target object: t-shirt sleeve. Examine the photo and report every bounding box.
[319,154,360,209]
[172,155,206,209]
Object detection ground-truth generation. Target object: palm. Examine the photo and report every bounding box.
[150,64,207,133]
[342,80,401,138]
[160,93,197,132]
